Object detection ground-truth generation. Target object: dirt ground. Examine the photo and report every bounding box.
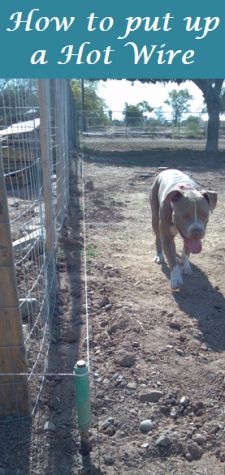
[1,143,225,475]
[77,144,225,475]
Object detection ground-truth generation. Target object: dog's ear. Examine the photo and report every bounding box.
[201,190,217,212]
[165,190,183,204]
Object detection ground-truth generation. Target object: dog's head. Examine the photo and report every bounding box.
[166,187,217,254]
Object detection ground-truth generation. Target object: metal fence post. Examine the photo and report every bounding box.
[0,148,31,417]
[38,80,56,316]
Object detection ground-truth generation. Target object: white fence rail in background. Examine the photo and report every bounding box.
[0,79,77,417]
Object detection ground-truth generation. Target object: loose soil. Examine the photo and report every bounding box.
[1,144,225,475]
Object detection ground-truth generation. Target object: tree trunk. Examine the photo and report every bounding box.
[193,80,223,153]
[205,96,220,153]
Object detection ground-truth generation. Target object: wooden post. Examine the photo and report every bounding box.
[0,148,31,417]
[55,80,66,228]
[38,80,56,314]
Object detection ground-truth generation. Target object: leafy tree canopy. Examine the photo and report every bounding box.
[164,88,193,125]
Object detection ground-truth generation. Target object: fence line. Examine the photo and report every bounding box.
[78,109,224,141]
[0,79,77,417]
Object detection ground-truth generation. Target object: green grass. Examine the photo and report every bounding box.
[86,244,101,258]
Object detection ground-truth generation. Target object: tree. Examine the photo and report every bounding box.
[154,106,166,124]
[165,89,193,126]
[71,80,109,130]
[123,101,152,126]
[139,79,224,152]
[0,79,38,125]
[194,79,224,152]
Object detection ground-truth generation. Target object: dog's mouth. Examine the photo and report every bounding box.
[183,237,202,254]
[176,226,203,254]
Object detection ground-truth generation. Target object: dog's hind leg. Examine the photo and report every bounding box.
[150,185,164,264]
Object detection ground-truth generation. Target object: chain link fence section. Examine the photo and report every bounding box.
[0,79,77,417]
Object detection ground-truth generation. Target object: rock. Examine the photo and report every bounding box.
[192,401,205,416]
[98,296,110,308]
[185,452,193,462]
[105,425,116,436]
[186,441,203,460]
[180,396,189,408]
[105,304,112,312]
[104,456,115,466]
[85,180,94,192]
[139,420,154,433]
[170,407,179,419]
[132,341,140,348]
[139,390,163,403]
[176,348,184,356]
[201,343,208,351]
[44,421,56,432]
[156,434,171,448]
[141,442,149,449]
[192,432,206,445]
[169,320,181,331]
[127,382,137,390]
[102,417,114,429]
[115,352,135,368]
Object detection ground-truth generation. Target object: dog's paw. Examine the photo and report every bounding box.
[170,264,183,289]
[154,253,164,264]
[181,258,192,275]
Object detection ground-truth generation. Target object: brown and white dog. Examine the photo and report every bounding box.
[150,169,217,289]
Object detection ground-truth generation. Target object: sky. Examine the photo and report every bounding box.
[97,79,206,120]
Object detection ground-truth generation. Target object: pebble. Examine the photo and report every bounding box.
[201,343,208,351]
[85,180,94,192]
[141,442,149,449]
[156,434,171,448]
[98,296,110,308]
[115,352,135,368]
[44,421,56,432]
[102,417,114,429]
[192,401,205,416]
[127,382,138,390]
[132,341,140,348]
[180,396,189,408]
[104,456,115,466]
[176,348,184,356]
[139,390,163,403]
[105,425,116,436]
[192,433,206,445]
[139,419,154,433]
[186,441,203,460]
[170,407,179,419]
[105,304,112,312]
[169,320,181,330]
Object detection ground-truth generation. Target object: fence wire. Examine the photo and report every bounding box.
[0,79,76,417]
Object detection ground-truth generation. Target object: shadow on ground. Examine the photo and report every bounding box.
[83,149,225,176]
[161,262,225,352]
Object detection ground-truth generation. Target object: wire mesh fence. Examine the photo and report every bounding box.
[78,109,210,138]
[0,79,77,418]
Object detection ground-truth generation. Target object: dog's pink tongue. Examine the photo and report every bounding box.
[185,238,202,254]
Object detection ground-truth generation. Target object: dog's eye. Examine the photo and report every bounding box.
[200,212,208,219]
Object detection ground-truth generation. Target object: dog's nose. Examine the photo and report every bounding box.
[191,227,203,239]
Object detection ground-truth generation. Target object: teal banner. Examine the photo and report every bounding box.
[0,0,224,78]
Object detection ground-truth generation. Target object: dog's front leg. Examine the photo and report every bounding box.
[180,246,192,275]
[161,234,183,289]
